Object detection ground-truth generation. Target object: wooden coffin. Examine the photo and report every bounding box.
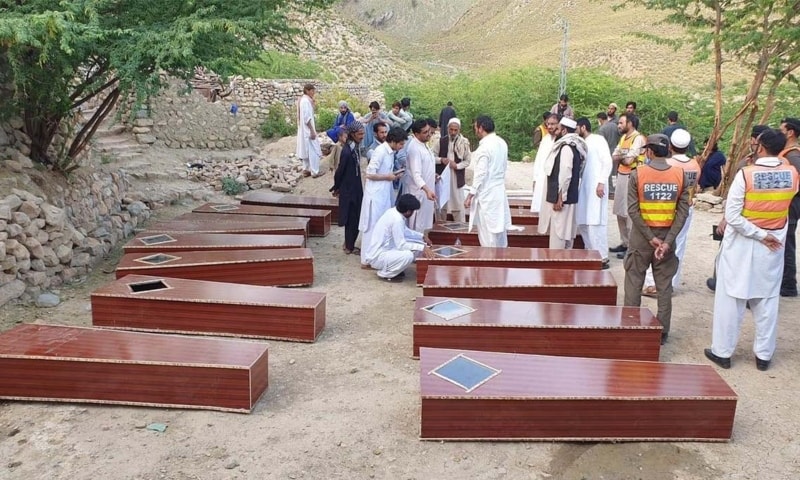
[420,347,737,441]
[422,265,617,305]
[0,324,268,413]
[116,249,314,287]
[123,232,306,254]
[192,203,331,237]
[427,223,584,249]
[507,197,532,209]
[145,218,309,238]
[449,207,539,226]
[239,191,339,219]
[413,296,661,360]
[416,245,603,284]
[92,275,326,342]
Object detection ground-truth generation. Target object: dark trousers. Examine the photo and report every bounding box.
[782,221,798,295]
[343,203,360,251]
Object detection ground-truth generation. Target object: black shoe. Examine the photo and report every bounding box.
[609,244,627,253]
[755,356,770,371]
[704,348,731,369]
[616,251,626,259]
[706,277,716,292]
[780,290,798,297]
[661,332,668,345]
[601,259,610,270]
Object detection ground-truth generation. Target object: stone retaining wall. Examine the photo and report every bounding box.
[139,79,381,150]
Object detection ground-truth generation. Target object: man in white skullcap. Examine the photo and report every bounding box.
[538,116,588,249]
[433,117,472,222]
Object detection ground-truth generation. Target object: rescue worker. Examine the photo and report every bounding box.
[705,128,800,371]
[623,134,690,345]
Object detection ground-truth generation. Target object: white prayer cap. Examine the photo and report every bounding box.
[559,117,577,129]
[448,117,461,127]
[670,129,691,149]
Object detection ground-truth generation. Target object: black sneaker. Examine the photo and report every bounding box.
[704,348,731,369]
[780,290,798,297]
[601,259,610,270]
[616,251,626,259]
[609,244,627,253]
[755,356,770,371]
[706,277,716,292]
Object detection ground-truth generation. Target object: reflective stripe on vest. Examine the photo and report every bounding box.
[637,165,684,227]
[617,132,645,174]
[742,163,799,229]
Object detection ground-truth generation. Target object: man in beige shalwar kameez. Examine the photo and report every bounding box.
[538,117,587,249]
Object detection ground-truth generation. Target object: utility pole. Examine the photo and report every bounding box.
[558,18,569,99]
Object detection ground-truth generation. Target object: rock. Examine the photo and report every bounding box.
[56,244,72,263]
[23,238,44,259]
[11,151,34,169]
[131,126,151,134]
[695,192,723,205]
[135,134,157,144]
[694,201,713,212]
[134,118,155,127]
[3,194,23,210]
[0,129,9,146]
[41,203,66,227]
[126,201,148,216]
[12,211,31,227]
[271,183,292,193]
[224,461,239,470]
[6,223,23,238]
[4,160,23,172]
[35,292,60,308]
[70,252,91,268]
[18,200,41,219]
[0,280,25,307]
[0,204,10,221]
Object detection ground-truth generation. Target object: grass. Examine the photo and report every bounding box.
[238,51,334,81]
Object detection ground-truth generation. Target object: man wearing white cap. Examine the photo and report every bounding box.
[642,128,700,296]
[538,117,588,249]
[433,117,472,223]
[530,113,560,213]
[576,117,613,268]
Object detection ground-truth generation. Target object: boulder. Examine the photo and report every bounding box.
[18,200,41,219]
[41,203,66,227]
[12,211,31,227]
[695,192,723,205]
[35,292,61,308]
[0,280,26,307]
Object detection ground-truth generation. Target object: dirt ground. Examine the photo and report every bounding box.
[1,139,799,480]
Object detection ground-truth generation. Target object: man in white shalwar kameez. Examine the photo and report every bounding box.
[359,127,408,266]
[538,117,587,249]
[576,117,613,266]
[464,115,511,248]
[404,119,437,234]
[704,129,800,371]
[364,194,434,281]
[530,114,560,213]
[295,84,320,177]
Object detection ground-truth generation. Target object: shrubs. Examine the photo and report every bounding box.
[260,104,296,139]
[238,51,334,81]
[221,177,246,196]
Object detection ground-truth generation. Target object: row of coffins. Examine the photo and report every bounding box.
[0,198,333,413]
[411,194,737,442]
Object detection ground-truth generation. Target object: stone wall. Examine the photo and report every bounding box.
[142,79,381,150]
[0,160,151,306]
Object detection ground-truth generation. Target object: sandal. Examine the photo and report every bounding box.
[642,286,658,298]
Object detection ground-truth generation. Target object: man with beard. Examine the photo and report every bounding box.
[576,117,613,267]
[330,122,366,255]
[295,83,319,177]
[607,103,619,123]
[550,94,575,120]
[465,115,511,247]
[610,113,646,258]
[405,119,437,234]
[433,118,472,223]
[538,117,588,249]
[366,122,388,161]
[531,113,560,213]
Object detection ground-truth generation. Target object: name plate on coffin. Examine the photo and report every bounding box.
[420,348,737,441]
[116,248,314,287]
[422,265,617,305]
[427,223,585,249]
[192,203,331,237]
[0,324,269,413]
[413,296,661,360]
[124,233,306,253]
[416,245,603,284]
[92,274,326,342]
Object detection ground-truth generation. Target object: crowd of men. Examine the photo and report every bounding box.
[296,85,800,371]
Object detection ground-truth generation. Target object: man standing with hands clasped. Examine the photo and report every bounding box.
[623,134,690,345]
[704,128,799,371]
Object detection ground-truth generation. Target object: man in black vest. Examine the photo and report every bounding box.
[537,117,587,248]
[433,118,472,222]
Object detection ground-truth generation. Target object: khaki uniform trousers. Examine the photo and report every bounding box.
[623,226,679,334]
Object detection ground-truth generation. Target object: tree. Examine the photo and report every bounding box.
[0,0,333,173]
[616,0,800,194]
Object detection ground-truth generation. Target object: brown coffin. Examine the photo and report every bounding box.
[116,249,314,287]
[92,275,326,342]
[422,265,617,305]
[420,348,737,441]
[427,224,585,249]
[0,324,268,413]
[145,218,309,239]
[449,208,539,226]
[416,246,603,284]
[413,296,661,360]
[239,191,339,219]
[123,233,306,254]
[192,203,331,237]
[507,197,532,208]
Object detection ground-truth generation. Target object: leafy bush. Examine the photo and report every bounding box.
[238,51,334,81]
[221,177,246,196]
[384,68,717,160]
[260,104,296,139]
